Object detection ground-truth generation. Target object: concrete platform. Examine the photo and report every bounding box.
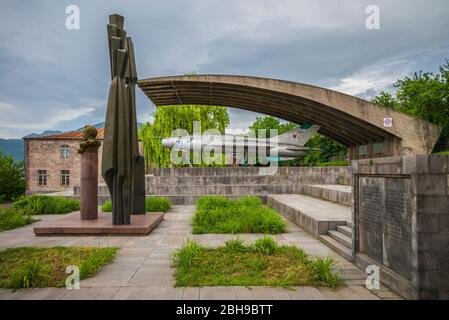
[301,184,352,206]
[267,194,351,238]
[33,212,164,236]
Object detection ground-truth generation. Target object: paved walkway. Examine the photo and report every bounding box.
[0,205,401,300]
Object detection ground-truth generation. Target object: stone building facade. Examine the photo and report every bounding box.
[24,129,105,194]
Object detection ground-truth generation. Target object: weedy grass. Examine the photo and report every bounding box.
[192,196,286,234]
[0,207,37,232]
[101,197,171,213]
[0,247,118,289]
[172,237,341,288]
[13,195,80,215]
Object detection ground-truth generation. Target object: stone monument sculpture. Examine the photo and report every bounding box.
[78,125,101,220]
[102,14,145,225]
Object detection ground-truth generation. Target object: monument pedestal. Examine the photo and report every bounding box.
[80,146,99,220]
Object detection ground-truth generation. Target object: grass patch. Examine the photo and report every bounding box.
[315,160,349,167]
[0,207,37,232]
[171,237,341,288]
[192,196,286,234]
[0,246,118,289]
[434,151,449,155]
[101,197,172,213]
[13,195,80,215]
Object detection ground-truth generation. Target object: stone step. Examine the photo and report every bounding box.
[301,184,352,206]
[328,230,352,249]
[318,235,353,262]
[337,225,353,238]
[266,194,351,238]
[146,175,307,186]
[160,194,268,205]
[146,184,301,195]
[346,221,353,228]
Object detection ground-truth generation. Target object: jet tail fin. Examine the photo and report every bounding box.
[271,124,320,146]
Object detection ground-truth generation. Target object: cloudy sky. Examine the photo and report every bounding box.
[0,0,448,138]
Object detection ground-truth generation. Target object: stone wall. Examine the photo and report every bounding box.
[25,138,104,194]
[150,166,352,185]
[352,155,449,300]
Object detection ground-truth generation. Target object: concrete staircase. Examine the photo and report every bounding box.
[318,222,353,261]
[266,184,354,261]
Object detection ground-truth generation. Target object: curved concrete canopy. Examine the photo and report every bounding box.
[137,74,441,157]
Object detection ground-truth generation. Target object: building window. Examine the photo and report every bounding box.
[373,142,384,157]
[38,170,47,186]
[60,144,70,158]
[61,170,70,186]
[359,145,368,157]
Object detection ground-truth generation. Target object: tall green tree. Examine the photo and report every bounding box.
[139,105,229,169]
[249,116,297,138]
[0,151,25,202]
[372,60,449,149]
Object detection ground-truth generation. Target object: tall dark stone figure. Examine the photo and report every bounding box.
[102,14,145,225]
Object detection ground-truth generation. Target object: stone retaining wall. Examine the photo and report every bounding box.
[352,155,449,300]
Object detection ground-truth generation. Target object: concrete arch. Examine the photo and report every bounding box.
[137,74,441,159]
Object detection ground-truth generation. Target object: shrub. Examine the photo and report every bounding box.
[101,200,112,212]
[172,239,203,268]
[145,197,171,212]
[0,207,36,232]
[192,196,286,234]
[101,197,172,213]
[0,151,25,202]
[311,257,341,289]
[224,238,246,252]
[13,195,79,215]
[253,236,277,255]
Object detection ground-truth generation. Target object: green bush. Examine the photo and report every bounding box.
[0,151,25,202]
[171,239,203,268]
[253,236,277,255]
[101,197,171,213]
[145,197,171,212]
[13,195,80,215]
[192,196,286,234]
[0,207,36,232]
[311,257,341,289]
[224,238,246,252]
[101,200,112,212]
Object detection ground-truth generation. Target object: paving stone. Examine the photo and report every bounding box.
[146,286,168,300]
[0,205,401,300]
[182,287,200,300]
[217,286,236,300]
[113,286,152,300]
[199,287,218,300]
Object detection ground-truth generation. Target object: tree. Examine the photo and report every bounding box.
[372,60,449,150]
[139,105,230,169]
[249,116,297,138]
[0,151,25,202]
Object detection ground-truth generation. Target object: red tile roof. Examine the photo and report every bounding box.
[39,128,105,140]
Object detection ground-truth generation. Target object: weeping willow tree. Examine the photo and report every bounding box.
[139,105,230,170]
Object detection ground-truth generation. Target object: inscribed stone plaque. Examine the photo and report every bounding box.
[383,177,412,280]
[358,177,383,262]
